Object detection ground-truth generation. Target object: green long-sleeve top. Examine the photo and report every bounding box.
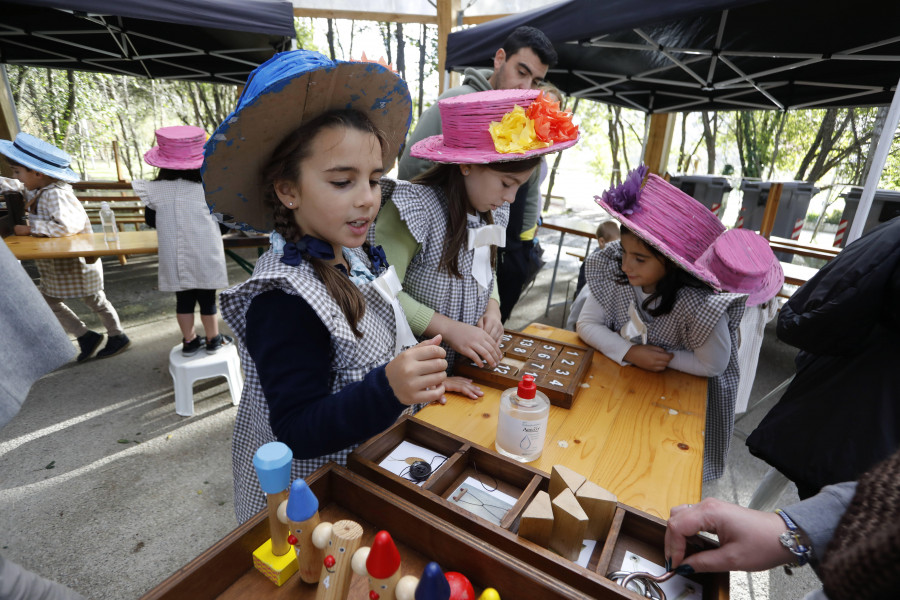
[375,199,501,336]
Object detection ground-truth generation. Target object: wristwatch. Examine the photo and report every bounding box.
[775,508,813,573]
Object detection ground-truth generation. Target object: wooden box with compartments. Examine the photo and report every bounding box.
[139,462,596,600]
[348,416,729,599]
[453,329,593,409]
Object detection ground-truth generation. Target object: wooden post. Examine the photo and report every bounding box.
[759,182,783,239]
[436,0,460,95]
[642,113,675,176]
[112,140,126,182]
[314,520,363,600]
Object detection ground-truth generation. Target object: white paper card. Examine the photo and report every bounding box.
[447,477,517,526]
[377,440,447,486]
[619,551,702,600]
[574,539,597,568]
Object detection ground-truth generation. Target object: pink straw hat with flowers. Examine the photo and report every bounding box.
[144,125,207,170]
[411,88,579,164]
[596,165,783,303]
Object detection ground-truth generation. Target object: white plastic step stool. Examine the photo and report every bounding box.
[168,342,243,416]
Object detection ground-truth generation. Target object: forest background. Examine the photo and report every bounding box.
[7,16,900,234]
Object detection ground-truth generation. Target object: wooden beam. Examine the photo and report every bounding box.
[292,8,508,26]
[0,66,19,178]
[436,0,460,95]
[759,182,783,239]
[642,113,674,176]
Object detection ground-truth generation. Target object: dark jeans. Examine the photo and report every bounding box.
[497,240,545,323]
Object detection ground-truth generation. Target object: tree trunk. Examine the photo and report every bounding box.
[61,70,77,151]
[543,97,578,211]
[608,105,622,187]
[396,23,406,81]
[418,25,427,118]
[327,19,336,60]
[858,106,888,186]
[677,113,688,173]
[701,111,717,174]
[380,22,393,65]
[46,69,60,144]
[765,111,787,180]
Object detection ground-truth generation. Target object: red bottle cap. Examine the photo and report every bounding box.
[518,374,537,400]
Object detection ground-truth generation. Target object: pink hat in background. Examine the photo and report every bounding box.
[697,228,784,305]
[144,125,206,170]
[596,165,784,301]
[410,88,579,164]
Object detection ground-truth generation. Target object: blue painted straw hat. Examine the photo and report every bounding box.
[203,49,413,232]
[0,132,79,183]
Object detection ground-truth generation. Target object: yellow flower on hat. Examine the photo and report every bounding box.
[489,105,551,154]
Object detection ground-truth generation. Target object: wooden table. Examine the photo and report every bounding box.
[768,235,840,262]
[4,230,159,262]
[780,261,820,288]
[417,323,708,519]
[539,216,598,317]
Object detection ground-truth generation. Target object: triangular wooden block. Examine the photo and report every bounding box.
[549,488,589,561]
[518,490,553,548]
[576,480,618,541]
[549,464,586,500]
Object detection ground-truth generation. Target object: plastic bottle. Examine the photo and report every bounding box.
[99,201,118,242]
[495,374,550,463]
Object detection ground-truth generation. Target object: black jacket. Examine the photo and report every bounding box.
[746,217,900,497]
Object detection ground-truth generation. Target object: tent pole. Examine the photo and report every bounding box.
[0,65,20,178]
[847,75,900,244]
[436,0,460,95]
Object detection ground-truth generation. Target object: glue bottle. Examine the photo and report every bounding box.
[495,374,549,463]
[99,201,118,242]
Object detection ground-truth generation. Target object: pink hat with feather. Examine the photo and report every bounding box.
[596,165,783,304]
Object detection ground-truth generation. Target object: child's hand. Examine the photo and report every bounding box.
[385,335,448,406]
[477,300,504,341]
[624,344,673,372]
[442,320,503,368]
[14,224,31,236]
[443,376,484,401]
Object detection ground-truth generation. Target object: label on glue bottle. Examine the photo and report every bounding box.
[495,374,549,463]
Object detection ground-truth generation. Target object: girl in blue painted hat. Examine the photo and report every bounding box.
[203,50,453,523]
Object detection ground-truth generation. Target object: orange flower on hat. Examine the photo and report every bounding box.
[489,104,551,154]
[526,91,579,144]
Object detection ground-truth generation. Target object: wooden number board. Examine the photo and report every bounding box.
[454,329,592,409]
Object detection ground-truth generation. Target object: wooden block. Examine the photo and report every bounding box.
[535,341,561,355]
[558,348,586,361]
[517,491,553,548]
[532,349,558,362]
[551,355,579,371]
[540,374,571,391]
[549,465,586,500]
[576,481,618,541]
[524,359,550,372]
[549,488,589,561]
[252,538,299,586]
[507,344,535,359]
[491,362,518,377]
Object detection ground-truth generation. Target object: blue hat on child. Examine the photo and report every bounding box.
[203,49,412,232]
[0,132,79,183]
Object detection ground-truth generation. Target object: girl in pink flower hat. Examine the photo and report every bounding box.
[578,166,782,481]
[373,88,579,374]
[134,126,231,356]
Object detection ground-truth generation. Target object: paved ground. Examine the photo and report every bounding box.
[0,228,822,599]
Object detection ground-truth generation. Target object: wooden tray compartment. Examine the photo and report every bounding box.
[453,328,592,409]
[140,462,595,600]
[349,416,729,599]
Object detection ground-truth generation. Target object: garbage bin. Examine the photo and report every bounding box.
[737,180,818,237]
[669,175,732,221]
[836,187,900,247]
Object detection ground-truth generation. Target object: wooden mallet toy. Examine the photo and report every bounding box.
[312,519,364,600]
[251,442,298,585]
[278,478,324,584]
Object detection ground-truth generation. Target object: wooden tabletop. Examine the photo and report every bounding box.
[5,230,159,260]
[540,215,598,238]
[417,323,708,519]
[780,261,820,287]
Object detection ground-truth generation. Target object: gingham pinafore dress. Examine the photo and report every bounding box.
[585,242,746,481]
[221,248,402,523]
[375,179,509,369]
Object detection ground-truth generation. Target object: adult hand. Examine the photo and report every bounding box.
[624,344,673,372]
[665,498,795,574]
[14,224,31,236]
[385,336,448,406]
[443,376,484,401]
[477,299,504,341]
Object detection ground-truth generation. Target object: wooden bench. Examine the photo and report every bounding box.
[77,195,145,231]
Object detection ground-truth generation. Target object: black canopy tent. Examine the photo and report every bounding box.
[446,0,900,113]
[0,0,295,85]
[446,0,900,243]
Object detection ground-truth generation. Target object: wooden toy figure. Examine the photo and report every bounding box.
[444,572,475,600]
[394,562,451,600]
[312,519,364,600]
[477,590,501,600]
[251,442,298,586]
[279,478,324,584]
[351,530,402,600]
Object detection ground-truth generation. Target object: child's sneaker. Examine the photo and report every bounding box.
[182,336,204,357]
[205,334,233,354]
[76,330,104,362]
[97,333,131,359]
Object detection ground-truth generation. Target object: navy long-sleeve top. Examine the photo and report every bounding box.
[245,289,405,459]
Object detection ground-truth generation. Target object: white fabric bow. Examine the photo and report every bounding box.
[619,301,648,345]
[371,265,418,354]
[467,224,506,290]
